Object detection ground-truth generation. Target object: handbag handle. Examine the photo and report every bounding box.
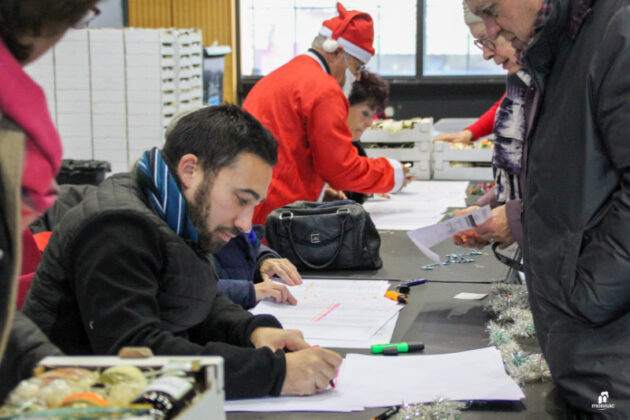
[281,208,349,269]
[492,242,524,272]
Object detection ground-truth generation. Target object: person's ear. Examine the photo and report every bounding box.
[323,46,344,63]
[177,153,200,189]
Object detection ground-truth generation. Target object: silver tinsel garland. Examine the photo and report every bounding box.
[392,283,551,419]
[485,282,551,385]
[393,398,467,419]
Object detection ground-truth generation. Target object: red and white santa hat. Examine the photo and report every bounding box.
[319,2,375,64]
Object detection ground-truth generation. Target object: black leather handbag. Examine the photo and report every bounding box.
[265,200,382,270]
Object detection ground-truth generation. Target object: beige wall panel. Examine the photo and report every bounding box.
[128,0,173,27]
[173,0,237,103]
[128,0,237,103]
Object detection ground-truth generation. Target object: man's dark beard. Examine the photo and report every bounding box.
[188,177,242,253]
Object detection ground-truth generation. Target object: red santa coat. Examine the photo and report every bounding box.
[244,53,401,225]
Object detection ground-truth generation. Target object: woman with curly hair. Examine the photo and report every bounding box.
[344,71,390,203]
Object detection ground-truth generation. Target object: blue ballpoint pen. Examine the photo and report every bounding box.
[401,278,426,287]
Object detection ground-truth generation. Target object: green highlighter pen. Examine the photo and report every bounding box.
[370,342,425,355]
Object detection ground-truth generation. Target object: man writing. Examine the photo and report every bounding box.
[22,105,342,399]
[466,0,630,415]
[244,2,410,225]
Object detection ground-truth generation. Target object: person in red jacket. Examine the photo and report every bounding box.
[243,2,410,226]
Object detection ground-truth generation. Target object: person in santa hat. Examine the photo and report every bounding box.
[243,2,412,226]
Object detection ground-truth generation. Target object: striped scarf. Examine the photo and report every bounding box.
[493,70,531,203]
[136,148,198,241]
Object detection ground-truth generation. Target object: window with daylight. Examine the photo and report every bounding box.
[423,0,503,76]
[239,0,504,79]
[239,0,417,77]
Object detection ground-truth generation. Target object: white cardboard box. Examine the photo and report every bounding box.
[361,118,433,143]
[432,141,493,180]
[361,118,434,180]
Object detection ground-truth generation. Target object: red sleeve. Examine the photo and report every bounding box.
[466,93,506,140]
[307,90,395,193]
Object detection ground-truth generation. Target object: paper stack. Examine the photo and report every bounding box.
[225,347,525,413]
[251,279,401,348]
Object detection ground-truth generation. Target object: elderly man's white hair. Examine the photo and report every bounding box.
[463,1,483,25]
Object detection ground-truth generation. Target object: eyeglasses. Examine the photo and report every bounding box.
[473,38,496,52]
[73,7,101,29]
[344,54,367,76]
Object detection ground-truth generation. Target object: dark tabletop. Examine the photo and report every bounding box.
[229,195,559,419]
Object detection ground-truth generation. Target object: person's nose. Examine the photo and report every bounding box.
[234,207,253,235]
[482,46,494,61]
[484,18,502,41]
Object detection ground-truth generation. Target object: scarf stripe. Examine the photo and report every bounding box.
[493,70,531,203]
[137,148,198,241]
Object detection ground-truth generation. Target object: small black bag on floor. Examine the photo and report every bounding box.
[265,200,382,270]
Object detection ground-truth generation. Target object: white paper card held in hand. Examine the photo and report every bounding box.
[406,205,492,263]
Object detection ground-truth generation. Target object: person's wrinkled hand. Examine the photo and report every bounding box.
[452,206,489,248]
[282,347,343,395]
[254,279,297,305]
[323,185,347,202]
[453,228,489,248]
[250,327,308,352]
[434,130,473,145]
[475,205,514,249]
[259,258,302,285]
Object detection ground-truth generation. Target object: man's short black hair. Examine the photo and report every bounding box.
[163,104,278,176]
[348,71,390,113]
[0,0,99,62]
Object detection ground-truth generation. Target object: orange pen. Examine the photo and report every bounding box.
[384,290,408,304]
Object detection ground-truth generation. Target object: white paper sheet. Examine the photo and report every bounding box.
[454,292,488,300]
[310,311,398,349]
[407,205,492,263]
[225,347,524,412]
[251,279,401,342]
[363,181,469,230]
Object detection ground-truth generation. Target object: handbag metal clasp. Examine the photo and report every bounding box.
[279,211,294,220]
[336,208,350,216]
[310,233,321,244]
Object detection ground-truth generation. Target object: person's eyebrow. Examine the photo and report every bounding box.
[237,188,263,201]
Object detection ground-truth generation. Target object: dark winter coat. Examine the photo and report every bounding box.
[31,185,277,310]
[212,225,280,309]
[522,0,630,414]
[22,173,287,399]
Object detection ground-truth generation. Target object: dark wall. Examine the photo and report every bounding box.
[239,77,506,122]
